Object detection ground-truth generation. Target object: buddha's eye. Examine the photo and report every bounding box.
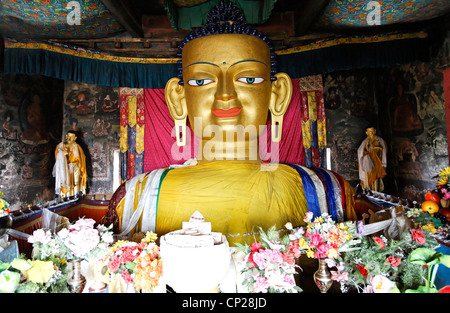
[237,77,264,84]
[187,79,214,86]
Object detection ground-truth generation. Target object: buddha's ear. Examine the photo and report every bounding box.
[269,72,293,117]
[165,77,188,121]
[269,73,293,142]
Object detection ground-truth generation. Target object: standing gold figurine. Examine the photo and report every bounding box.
[53,131,87,197]
[357,127,387,191]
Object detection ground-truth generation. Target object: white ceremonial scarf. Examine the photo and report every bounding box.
[119,169,164,236]
[53,145,70,195]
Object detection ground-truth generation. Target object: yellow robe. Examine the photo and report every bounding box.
[113,161,356,246]
[156,161,308,245]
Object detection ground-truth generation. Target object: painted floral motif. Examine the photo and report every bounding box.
[0,0,124,38]
[319,0,450,27]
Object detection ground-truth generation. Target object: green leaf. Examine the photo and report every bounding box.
[410,248,443,266]
[439,255,450,268]
[125,261,136,271]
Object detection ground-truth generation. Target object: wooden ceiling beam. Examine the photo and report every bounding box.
[99,0,143,38]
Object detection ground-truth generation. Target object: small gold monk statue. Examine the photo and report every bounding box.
[357,127,387,191]
[53,131,87,197]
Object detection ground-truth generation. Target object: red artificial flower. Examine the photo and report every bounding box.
[385,256,401,267]
[121,269,133,283]
[410,228,426,245]
[356,264,368,278]
[107,257,121,273]
[439,286,450,293]
[373,236,385,250]
[282,251,295,265]
[250,242,262,253]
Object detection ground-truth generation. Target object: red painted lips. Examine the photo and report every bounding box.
[211,107,242,118]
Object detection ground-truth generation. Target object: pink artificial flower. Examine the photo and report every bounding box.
[283,274,295,286]
[304,212,314,222]
[253,275,269,293]
[310,230,323,247]
[373,236,385,250]
[28,229,52,245]
[70,218,96,231]
[370,275,395,293]
[385,256,401,267]
[331,271,349,282]
[441,189,450,200]
[314,242,330,258]
[252,251,267,269]
[69,227,100,256]
[410,228,426,245]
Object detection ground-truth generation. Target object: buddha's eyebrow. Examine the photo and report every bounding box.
[184,61,220,69]
[230,59,267,67]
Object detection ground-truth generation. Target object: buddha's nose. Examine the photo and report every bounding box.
[215,76,236,107]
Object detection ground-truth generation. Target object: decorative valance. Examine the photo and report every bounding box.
[4,32,432,89]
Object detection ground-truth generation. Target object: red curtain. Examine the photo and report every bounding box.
[143,79,305,172]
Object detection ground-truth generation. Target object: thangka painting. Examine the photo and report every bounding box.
[0,73,64,210]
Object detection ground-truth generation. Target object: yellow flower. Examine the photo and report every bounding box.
[298,238,308,249]
[23,260,56,284]
[111,240,127,251]
[306,249,315,258]
[315,217,324,224]
[437,176,448,185]
[142,231,158,243]
[439,167,450,177]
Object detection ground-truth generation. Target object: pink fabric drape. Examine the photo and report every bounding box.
[143,79,304,172]
[261,78,305,165]
[143,89,197,172]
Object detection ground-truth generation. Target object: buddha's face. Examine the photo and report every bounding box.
[181,34,273,139]
[165,32,292,161]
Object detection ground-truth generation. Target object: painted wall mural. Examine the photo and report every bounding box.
[376,62,448,201]
[0,73,63,210]
[325,56,448,202]
[62,81,120,196]
[324,69,379,185]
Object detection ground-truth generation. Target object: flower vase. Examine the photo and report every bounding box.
[67,259,86,293]
[313,258,332,293]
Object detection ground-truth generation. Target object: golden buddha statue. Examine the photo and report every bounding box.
[106,2,357,245]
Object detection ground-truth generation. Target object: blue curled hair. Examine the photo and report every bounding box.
[176,0,278,85]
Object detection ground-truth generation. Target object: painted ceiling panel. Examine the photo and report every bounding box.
[317,0,450,28]
[0,0,125,38]
[0,0,449,39]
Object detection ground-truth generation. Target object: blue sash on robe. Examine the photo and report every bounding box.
[313,168,338,221]
[286,164,322,219]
